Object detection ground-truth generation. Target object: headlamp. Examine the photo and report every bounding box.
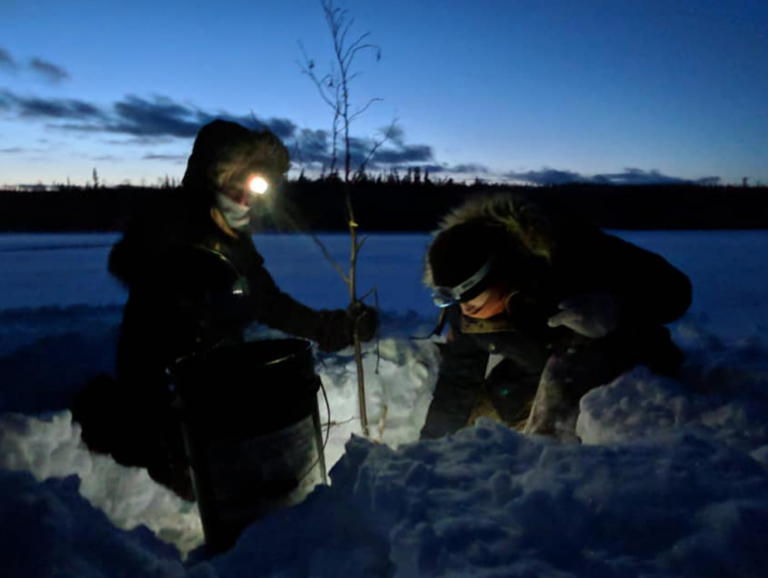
[431,259,493,308]
[248,175,269,195]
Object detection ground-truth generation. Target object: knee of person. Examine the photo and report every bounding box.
[419,410,467,440]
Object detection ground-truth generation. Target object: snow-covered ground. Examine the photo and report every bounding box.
[1,231,767,578]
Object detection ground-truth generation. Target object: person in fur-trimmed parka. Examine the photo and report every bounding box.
[73,119,376,500]
[109,120,375,389]
[421,192,692,441]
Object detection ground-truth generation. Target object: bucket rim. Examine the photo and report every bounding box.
[170,337,314,374]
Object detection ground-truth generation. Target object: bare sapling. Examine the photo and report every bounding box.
[299,0,396,437]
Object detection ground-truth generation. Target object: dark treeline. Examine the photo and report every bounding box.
[1,178,767,232]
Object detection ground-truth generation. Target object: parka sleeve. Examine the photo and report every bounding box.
[108,227,147,286]
[420,321,489,439]
[243,253,352,351]
[571,230,693,327]
[108,210,177,288]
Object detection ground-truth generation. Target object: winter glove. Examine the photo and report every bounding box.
[315,302,378,352]
[547,291,620,339]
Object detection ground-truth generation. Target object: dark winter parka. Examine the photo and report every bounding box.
[110,121,351,404]
[421,193,692,439]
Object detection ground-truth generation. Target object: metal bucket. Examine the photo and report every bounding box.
[171,338,327,553]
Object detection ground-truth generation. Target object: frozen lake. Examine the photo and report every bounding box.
[1,230,766,341]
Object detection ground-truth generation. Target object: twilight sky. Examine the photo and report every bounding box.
[0,0,766,187]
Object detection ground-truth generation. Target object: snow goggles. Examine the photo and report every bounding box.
[432,259,493,308]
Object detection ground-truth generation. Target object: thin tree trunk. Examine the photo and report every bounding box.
[346,191,368,436]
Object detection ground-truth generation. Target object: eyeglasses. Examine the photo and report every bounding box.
[432,260,493,308]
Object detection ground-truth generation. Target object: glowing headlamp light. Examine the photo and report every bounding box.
[432,260,493,308]
[248,175,269,195]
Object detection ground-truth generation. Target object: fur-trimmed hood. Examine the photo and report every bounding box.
[423,192,556,288]
[182,119,290,206]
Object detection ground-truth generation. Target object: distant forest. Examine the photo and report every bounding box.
[1,176,767,232]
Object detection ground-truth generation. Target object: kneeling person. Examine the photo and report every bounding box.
[421,192,691,441]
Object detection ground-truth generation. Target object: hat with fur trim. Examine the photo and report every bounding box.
[427,216,549,303]
[427,220,509,302]
[182,119,289,204]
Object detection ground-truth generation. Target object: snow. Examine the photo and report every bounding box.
[1,231,767,577]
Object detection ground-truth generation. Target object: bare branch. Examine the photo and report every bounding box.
[298,44,338,112]
[348,97,384,123]
[344,40,376,66]
[339,18,356,52]
[311,234,350,285]
[343,33,373,64]
[359,286,376,301]
[357,117,398,175]
[321,415,358,428]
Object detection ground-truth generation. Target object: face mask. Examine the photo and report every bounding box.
[215,193,251,231]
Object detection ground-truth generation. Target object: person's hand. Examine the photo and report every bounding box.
[315,302,378,352]
[547,292,620,338]
[348,301,378,342]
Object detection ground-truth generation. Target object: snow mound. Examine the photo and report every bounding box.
[578,327,768,462]
[217,422,768,578]
[0,470,210,578]
[0,411,205,556]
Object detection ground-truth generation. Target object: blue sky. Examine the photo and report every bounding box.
[0,0,766,187]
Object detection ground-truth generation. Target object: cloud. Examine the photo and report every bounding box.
[414,163,451,174]
[287,126,435,172]
[143,154,187,162]
[449,163,490,175]
[103,136,176,146]
[261,117,298,141]
[0,89,104,120]
[293,128,331,164]
[0,147,24,154]
[3,92,293,142]
[503,167,721,186]
[0,90,204,136]
[339,131,435,170]
[590,168,721,186]
[386,162,490,176]
[502,168,583,185]
[109,95,209,137]
[0,47,17,70]
[29,58,70,84]
[0,86,724,184]
[690,176,721,186]
[0,48,70,83]
[1,87,463,176]
[370,143,433,166]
